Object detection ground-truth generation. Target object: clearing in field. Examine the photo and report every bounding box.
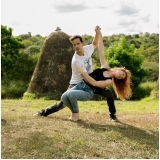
[1,99,159,159]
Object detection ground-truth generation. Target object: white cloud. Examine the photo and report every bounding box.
[1,0,159,36]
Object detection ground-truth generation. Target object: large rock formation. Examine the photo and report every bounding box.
[25,28,74,99]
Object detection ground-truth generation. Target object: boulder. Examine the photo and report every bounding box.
[25,29,74,99]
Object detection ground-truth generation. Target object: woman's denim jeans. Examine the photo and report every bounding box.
[61,81,94,113]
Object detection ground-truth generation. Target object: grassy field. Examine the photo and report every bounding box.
[1,98,159,159]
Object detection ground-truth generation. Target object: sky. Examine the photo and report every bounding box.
[1,0,159,37]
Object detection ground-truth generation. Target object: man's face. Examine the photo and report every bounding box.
[71,38,84,54]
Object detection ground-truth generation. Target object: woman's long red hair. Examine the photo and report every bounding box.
[111,67,132,100]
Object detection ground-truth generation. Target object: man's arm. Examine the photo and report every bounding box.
[76,66,112,88]
[92,26,101,49]
[81,72,112,88]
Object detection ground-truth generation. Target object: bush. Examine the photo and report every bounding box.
[131,82,156,100]
[1,79,156,101]
[108,82,156,100]
[2,80,28,99]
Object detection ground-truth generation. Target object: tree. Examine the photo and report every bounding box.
[18,33,31,40]
[1,25,25,77]
[24,45,41,54]
[22,39,33,48]
[104,36,147,87]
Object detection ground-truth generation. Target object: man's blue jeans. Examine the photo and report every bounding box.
[61,81,94,113]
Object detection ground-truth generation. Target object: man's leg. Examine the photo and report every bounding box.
[34,101,65,116]
[61,82,94,121]
[95,88,118,121]
[33,84,76,116]
[61,83,94,113]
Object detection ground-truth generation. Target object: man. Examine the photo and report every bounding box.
[34,26,118,121]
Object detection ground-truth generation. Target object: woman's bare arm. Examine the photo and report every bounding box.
[98,30,109,69]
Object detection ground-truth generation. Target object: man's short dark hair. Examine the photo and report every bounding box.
[69,35,83,43]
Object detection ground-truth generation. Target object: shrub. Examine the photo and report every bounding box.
[2,80,28,99]
[1,80,156,101]
[131,82,155,100]
[108,82,156,100]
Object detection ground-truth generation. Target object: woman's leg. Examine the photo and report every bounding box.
[95,88,118,121]
[95,88,116,115]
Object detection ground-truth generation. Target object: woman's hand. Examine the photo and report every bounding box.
[76,65,86,74]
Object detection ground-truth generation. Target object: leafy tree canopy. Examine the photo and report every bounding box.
[1,25,25,77]
[104,36,147,86]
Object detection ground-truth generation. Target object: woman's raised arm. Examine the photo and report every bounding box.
[98,30,109,69]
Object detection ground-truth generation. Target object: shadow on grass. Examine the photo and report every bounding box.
[76,119,158,147]
[2,115,158,159]
[50,116,158,149]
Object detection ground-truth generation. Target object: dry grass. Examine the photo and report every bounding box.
[1,99,159,159]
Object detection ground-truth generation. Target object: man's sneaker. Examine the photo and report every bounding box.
[110,114,118,122]
[33,109,46,117]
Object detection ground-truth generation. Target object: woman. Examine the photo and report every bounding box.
[61,29,132,121]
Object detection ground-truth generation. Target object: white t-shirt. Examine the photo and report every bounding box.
[70,44,94,84]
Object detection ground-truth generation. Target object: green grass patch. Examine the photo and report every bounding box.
[1,99,159,159]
